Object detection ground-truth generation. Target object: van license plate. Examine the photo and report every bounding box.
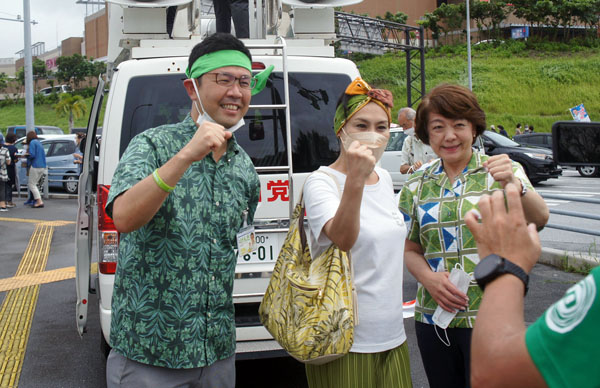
[237,232,283,264]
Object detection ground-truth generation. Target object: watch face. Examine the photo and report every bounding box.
[475,254,503,280]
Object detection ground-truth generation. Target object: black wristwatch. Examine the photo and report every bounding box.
[475,254,529,295]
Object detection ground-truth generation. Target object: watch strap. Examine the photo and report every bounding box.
[476,254,529,295]
[503,258,529,295]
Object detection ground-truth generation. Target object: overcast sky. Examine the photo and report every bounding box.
[0,0,101,59]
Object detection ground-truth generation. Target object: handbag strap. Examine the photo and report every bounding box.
[299,169,359,325]
[298,169,341,250]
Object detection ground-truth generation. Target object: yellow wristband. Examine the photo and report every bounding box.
[152,169,175,193]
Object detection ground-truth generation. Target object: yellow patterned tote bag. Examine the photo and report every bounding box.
[259,171,357,365]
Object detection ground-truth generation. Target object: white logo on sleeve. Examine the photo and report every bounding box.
[545,275,596,334]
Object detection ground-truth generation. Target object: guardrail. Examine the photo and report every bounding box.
[541,193,600,236]
[15,166,80,199]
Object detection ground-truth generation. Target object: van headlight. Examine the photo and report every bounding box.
[524,153,548,160]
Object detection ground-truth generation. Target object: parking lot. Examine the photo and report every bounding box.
[0,169,597,387]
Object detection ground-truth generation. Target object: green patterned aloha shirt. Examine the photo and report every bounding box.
[106,115,260,368]
[398,152,533,328]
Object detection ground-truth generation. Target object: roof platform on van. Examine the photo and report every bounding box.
[130,36,336,59]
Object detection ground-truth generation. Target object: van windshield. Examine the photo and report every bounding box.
[121,72,351,172]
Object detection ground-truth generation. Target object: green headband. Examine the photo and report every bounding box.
[185,49,273,96]
[334,94,370,134]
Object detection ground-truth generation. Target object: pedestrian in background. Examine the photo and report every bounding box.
[498,125,509,138]
[398,84,548,388]
[25,131,46,208]
[0,142,11,212]
[3,133,18,208]
[398,107,437,175]
[213,0,249,38]
[515,123,522,135]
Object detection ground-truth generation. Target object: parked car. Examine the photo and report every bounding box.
[38,84,71,96]
[513,132,552,150]
[514,132,599,177]
[7,125,64,139]
[15,134,81,194]
[380,126,408,191]
[481,130,561,184]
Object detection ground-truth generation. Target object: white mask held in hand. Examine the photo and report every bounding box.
[340,127,389,162]
[192,80,245,133]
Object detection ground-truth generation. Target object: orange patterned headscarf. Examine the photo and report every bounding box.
[334,77,394,134]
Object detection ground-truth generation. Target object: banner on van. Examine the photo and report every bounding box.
[569,104,591,122]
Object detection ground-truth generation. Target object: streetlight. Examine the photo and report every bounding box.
[466,0,472,90]
[1,6,39,132]
[22,0,36,133]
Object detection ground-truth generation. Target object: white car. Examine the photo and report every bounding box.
[380,126,408,191]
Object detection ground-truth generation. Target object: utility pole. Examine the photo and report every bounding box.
[466,0,473,90]
[23,0,35,133]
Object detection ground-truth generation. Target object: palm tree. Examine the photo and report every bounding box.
[53,94,87,131]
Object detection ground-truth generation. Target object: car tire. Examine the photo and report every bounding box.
[576,166,599,177]
[63,175,78,194]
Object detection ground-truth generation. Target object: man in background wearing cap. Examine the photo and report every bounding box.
[105,33,272,387]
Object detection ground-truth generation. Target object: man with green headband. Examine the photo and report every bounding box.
[105,33,270,387]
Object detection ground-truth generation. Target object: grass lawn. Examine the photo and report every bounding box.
[1,46,598,138]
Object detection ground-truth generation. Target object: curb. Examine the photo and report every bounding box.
[539,247,599,272]
[13,193,78,200]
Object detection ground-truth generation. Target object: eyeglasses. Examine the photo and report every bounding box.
[205,72,256,90]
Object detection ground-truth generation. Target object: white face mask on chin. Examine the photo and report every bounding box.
[340,127,389,163]
[191,80,245,133]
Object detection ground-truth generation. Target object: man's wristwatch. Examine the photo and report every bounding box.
[475,254,529,295]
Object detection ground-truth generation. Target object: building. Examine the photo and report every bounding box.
[84,7,108,61]
[0,58,16,77]
[342,0,441,26]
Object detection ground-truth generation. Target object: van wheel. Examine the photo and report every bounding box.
[63,175,78,194]
[577,166,599,177]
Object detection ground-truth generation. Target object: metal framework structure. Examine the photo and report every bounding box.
[335,11,426,107]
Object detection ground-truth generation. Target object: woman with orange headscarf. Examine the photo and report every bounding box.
[303,78,413,388]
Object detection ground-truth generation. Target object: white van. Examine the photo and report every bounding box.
[75,0,362,359]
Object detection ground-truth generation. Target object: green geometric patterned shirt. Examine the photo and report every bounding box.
[106,115,260,368]
[398,152,533,328]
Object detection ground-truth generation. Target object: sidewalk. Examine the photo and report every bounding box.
[540,247,599,272]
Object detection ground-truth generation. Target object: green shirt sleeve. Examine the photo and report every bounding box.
[525,267,600,388]
[106,131,160,218]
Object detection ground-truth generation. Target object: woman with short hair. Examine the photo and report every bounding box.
[398,83,548,388]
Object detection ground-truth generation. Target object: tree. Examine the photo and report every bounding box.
[89,60,107,84]
[434,3,465,44]
[0,72,7,96]
[56,53,92,89]
[379,11,409,25]
[32,58,48,92]
[53,94,87,131]
[418,12,441,46]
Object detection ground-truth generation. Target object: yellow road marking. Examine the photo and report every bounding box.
[0,264,98,293]
[0,223,53,387]
[0,217,74,226]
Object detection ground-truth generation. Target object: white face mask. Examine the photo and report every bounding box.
[340,128,389,162]
[191,79,245,133]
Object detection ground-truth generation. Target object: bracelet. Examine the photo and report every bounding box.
[152,169,175,193]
